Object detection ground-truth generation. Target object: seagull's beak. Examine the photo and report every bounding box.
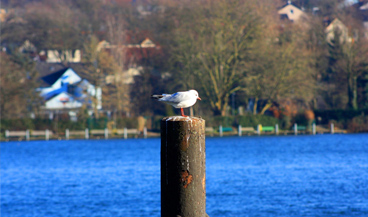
[197,97,201,100]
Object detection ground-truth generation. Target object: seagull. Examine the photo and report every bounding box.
[151,90,201,117]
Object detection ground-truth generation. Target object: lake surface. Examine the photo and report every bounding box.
[1,134,368,216]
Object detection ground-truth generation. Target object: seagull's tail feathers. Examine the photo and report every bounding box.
[151,94,164,99]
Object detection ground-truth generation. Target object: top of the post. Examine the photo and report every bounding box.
[162,116,204,122]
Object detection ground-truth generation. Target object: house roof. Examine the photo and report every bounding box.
[325,18,347,31]
[41,68,69,85]
[361,2,368,10]
[140,38,155,48]
[36,62,92,85]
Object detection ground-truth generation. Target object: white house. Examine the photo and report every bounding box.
[278,1,307,22]
[45,92,83,109]
[325,18,351,44]
[38,67,102,110]
[45,50,81,63]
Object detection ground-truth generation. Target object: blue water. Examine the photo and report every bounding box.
[1,134,368,217]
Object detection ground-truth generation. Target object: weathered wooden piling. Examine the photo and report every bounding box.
[330,123,334,134]
[161,116,207,217]
[294,123,298,135]
[104,128,109,139]
[85,128,89,139]
[66,129,70,140]
[123,128,128,139]
[45,129,50,141]
[143,127,147,139]
[26,130,30,141]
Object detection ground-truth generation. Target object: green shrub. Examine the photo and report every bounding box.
[314,109,368,124]
[32,118,53,130]
[347,115,368,133]
[293,113,309,126]
[57,120,86,131]
[116,117,138,129]
[89,117,108,129]
[205,116,235,127]
[150,116,165,131]
[1,118,35,131]
[237,115,279,128]
[203,114,279,129]
[280,115,292,130]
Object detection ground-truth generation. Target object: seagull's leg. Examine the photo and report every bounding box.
[180,108,188,117]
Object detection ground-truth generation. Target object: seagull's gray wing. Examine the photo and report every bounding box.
[161,92,189,103]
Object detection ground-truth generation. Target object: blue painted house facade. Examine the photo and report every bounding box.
[38,67,102,110]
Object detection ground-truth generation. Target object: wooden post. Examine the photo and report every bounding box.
[238,125,242,137]
[219,125,223,137]
[66,129,69,140]
[312,123,316,135]
[5,130,9,139]
[124,128,128,139]
[275,124,279,135]
[85,128,89,139]
[26,130,30,141]
[104,128,108,139]
[330,123,334,134]
[257,124,261,135]
[143,127,147,139]
[294,123,298,135]
[161,116,207,217]
[45,129,49,141]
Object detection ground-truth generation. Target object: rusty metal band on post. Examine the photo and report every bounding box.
[161,116,206,217]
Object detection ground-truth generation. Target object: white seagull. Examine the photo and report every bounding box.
[151,90,201,117]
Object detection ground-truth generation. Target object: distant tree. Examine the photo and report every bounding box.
[0,53,25,118]
[330,34,368,110]
[170,0,271,116]
[72,0,107,39]
[105,13,132,116]
[0,52,42,118]
[82,35,119,118]
[1,1,89,60]
[129,68,170,116]
[294,0,345,16]
[246,24,316,114]
[305,16,330,109]
[326,18,368,110]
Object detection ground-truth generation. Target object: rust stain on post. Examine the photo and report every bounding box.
[202,174,206,192]
[180,170,193,188]
[161,116,206,217]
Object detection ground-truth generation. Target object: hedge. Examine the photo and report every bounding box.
[314,109,368,124]
[203,114,280,128]
[2,111,367,134]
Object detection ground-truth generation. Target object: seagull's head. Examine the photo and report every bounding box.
[189,89,201,100]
